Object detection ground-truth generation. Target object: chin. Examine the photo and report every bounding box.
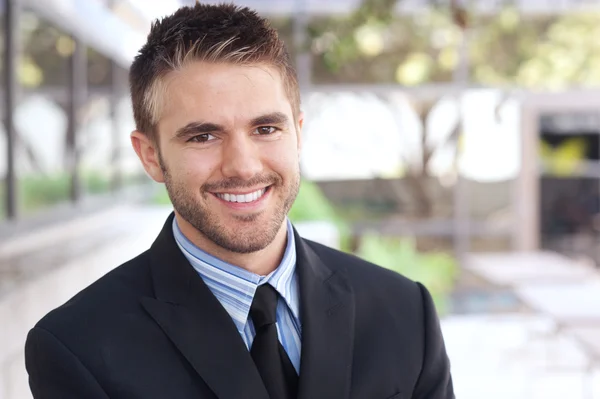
[220,231,275,254]
[230,212,263,223]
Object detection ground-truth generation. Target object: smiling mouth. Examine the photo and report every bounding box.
[212,186,270,203]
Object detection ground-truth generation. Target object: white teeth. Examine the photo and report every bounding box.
[216,188,266,203]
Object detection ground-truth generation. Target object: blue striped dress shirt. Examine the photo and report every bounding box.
[172,218,302,373]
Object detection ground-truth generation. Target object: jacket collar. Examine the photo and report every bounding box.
[141,213,355,399]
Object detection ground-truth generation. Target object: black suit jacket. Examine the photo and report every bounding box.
[25,213,454,399]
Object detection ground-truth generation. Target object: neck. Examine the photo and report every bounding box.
[174,213,289,276]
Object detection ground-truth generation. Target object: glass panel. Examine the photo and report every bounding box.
[540,177,600,262]
[459,90,519,227]
[538,112,600,264]
[299,88,519,267]
[301,90,452,221]
[78,47,114,197]
[0,1,6,221]
[15,11,70,216]
[83,48,156,199]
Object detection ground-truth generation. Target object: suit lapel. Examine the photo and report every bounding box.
[295,232,356,399]
[140,214,269,399]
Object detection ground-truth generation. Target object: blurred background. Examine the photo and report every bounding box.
[2,0,600,398]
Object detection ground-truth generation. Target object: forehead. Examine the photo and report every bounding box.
[158,62,292,131]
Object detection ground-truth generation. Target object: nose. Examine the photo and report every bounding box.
[220,135,263,180]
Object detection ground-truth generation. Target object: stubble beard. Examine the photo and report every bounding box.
[159,153,300,254]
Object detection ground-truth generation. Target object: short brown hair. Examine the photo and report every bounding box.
[129,2,300,140]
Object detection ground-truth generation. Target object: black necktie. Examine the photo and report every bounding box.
[250,284,298,399]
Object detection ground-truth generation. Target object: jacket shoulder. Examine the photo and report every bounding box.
[34,250,153,334]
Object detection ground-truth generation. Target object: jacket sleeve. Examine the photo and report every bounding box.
[412,282,455,399]
[25,326,109,399]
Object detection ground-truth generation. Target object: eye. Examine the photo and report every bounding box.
[188,133,216,143]
[254,126,278,135]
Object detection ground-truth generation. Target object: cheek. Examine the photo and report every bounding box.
[266,148,299,177]
[168,151,216,184]
[181,164,214,185]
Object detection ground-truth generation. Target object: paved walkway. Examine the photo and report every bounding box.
[457,252,600,399]
[443,313,600,399]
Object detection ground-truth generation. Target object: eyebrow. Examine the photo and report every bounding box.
[173,112,290,140]
[249,112,290,127]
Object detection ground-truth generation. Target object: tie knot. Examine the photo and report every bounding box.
[250,284,279,329]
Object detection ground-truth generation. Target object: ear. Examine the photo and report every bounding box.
[296,111,304,153]
[130,131,165,183]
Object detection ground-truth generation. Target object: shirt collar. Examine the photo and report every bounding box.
[172,217,299,332]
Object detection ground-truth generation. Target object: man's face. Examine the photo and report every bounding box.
[138,62,302,254]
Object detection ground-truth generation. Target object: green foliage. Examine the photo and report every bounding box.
[467,10,600,89]
[84,172,111,194]
[20,171,112,210]
[309,6,460,84]
[309,0,399,72]
[288,180,339,222]
[356,233,458,314]
[0,171,112,219]
[18,173,71,211]
[308,2,600,89]
[288,180,354,252]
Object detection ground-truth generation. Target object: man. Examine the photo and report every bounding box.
[25,3,454,398]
